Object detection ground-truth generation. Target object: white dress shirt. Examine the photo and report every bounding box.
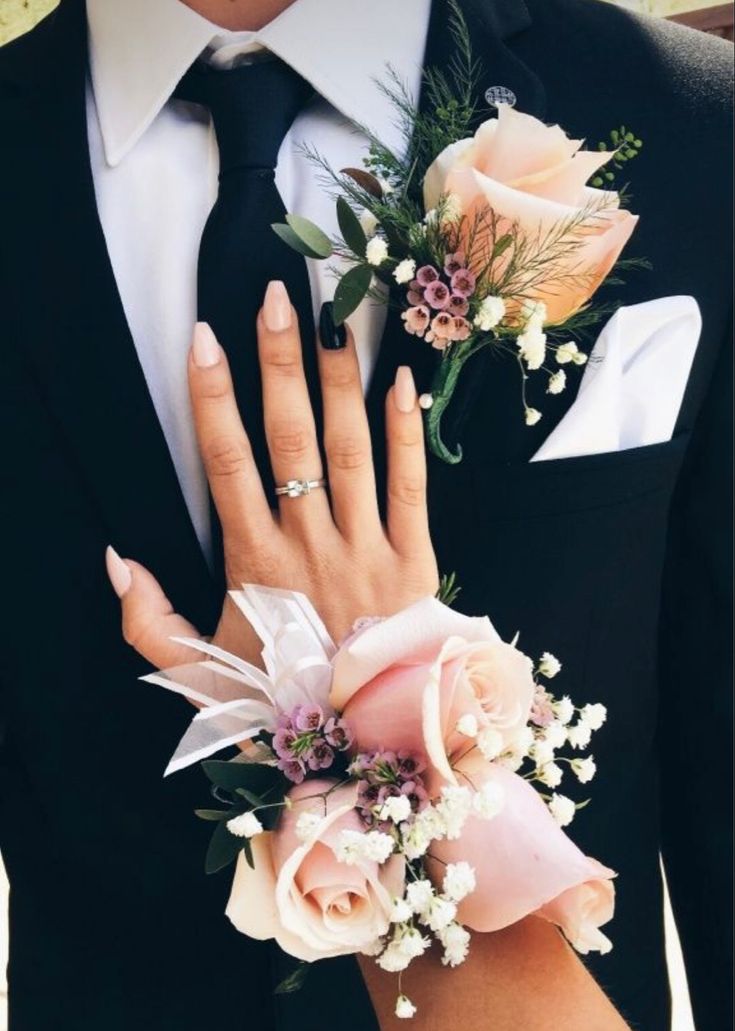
[86,0,431,555]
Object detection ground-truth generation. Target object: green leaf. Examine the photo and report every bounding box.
[340,166,384,199]
[492,234,514,259]
[202,760,284,796]
[274,962,310,995]
[336,197,367,258]
[333,264,373,325]
[194,808,233,822]
[272,223,330,260]
[204,820,245,875]
[235,788,264,808]
[284,214,333,258]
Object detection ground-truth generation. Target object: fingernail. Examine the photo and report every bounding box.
[192,322,221,368]
[263,280,292,332]
[105,545,132,597]
[394,366,417,413]
[319,302,347,350]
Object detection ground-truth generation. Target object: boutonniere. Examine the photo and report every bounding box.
[275,1,644,463]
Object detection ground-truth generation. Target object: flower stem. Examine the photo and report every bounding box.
[424,340,483,464]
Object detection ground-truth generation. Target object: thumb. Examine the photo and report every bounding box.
[105,546,204,669]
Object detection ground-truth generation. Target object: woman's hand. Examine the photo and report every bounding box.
[105,280,439,667]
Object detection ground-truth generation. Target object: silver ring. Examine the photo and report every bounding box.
[274,477,327,499]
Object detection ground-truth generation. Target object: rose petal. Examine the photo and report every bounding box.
[428,753,615,933]
[330,596,498,710]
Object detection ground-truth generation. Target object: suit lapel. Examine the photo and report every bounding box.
[366,0,545,489]
[8,0,218,629]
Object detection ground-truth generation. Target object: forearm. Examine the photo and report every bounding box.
[359,917,629,1031]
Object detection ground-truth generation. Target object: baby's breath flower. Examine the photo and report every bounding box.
[406,880,435,917]
[442,862,477,903]
[397,927,430,959]
[525,407,542,427]
[366,236,389,267]
[439,922,471,967]
[435,785,473,840]
[359,209,379,237]
[537,762,563,789]
[538,652,562,678]
[227,811,263,839]
[555,341,580,364]
[393,258,417,285]
[475,725,503,760]
[473,295,506,332]
[531,737,556,767]
[572,756,597,783]
[553,696,576,725]
[548,793,576,827]
[472,780,505,820]
[425,896,457,932]
[294,811,321,841]
[518,327,547,370]
[547,370,567,394]
[391,897,413,924]
[377,941,411,973]
[543,720,568,750]
[521,299,547,329]
[567,721,593,750]
[395,995,418,1019]
[580,703,608,731]
[337,829,394,865]
[456,713,479,738]
[378,794,412,824]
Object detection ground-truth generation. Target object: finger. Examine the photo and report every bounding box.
[317,306,381,542]
[106,547,204,669]
[188,322,274,547]
[257,281,330,528]
[385,367,431,556]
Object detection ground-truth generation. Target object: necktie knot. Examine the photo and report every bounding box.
[174,57,313,175]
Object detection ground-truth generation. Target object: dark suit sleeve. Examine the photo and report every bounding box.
[657,316,733,1031]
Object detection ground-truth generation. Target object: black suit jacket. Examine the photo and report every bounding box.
[1,1,732,1029]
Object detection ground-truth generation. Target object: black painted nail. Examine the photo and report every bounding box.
[319,302,347,350]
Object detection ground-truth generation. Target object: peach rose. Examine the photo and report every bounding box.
[423,104,638,324]
[427,751,615,952]
[226,779,405,961]
[330,597,535,788]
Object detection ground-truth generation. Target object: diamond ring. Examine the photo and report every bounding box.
[274,478,327,499]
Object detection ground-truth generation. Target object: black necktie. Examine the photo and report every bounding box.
[174,57,319,577]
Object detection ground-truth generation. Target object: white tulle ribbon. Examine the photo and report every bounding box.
[142,585,337,775]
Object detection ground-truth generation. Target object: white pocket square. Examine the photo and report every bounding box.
[531,296,702,463]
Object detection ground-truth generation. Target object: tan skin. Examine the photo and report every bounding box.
[106,7,631,1025]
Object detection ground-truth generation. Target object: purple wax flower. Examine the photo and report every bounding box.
[415,264,439,287]
[294,704,324,733]
[353,748,429,826]
[307,740,335,771]
[449,294,470,317]
[444,252,466,277]
[273,726,297,759]
[278,758,306,784]
[450,268,477,298]
[423,280,451,310]
[324,716,354,751]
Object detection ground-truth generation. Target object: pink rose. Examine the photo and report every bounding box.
[330,597,535,789]
[226,779,404,961]
[423,105,638,324]
[427,751,615,952]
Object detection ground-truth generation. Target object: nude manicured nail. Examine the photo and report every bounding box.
[263,280,292,332]
[105,545,132,598]
[192,322,221,368]
[394,366,417,413]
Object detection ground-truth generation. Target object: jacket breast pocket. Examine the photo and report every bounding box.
[466,432,692,522]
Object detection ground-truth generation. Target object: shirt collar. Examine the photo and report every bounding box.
[87,0,432,167]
